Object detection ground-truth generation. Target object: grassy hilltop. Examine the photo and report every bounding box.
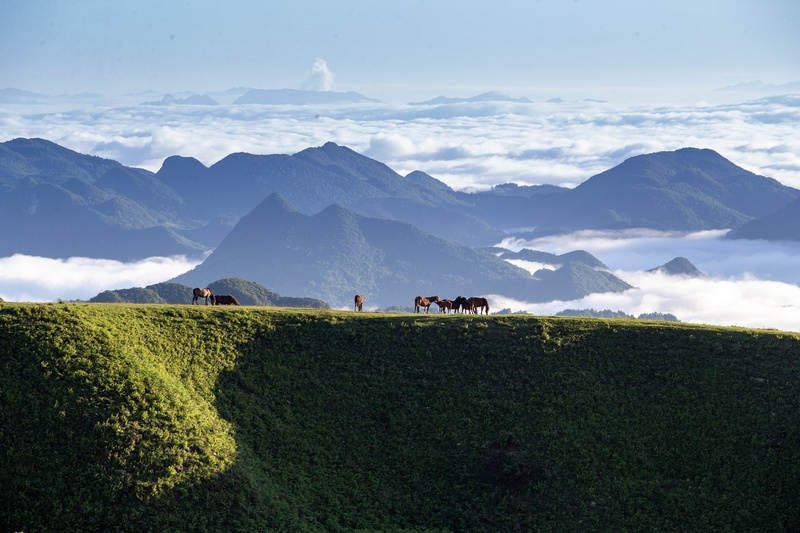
[1,303,799,532]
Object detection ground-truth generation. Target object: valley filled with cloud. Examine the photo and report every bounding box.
[2,92,800,331]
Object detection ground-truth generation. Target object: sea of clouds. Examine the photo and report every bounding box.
[2,91,800,330]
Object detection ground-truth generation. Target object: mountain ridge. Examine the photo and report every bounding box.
[170,194,632,308]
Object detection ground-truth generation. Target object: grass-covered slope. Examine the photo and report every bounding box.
[1,304,799,532]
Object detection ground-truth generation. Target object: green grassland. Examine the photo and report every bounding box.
[1,303,799,532]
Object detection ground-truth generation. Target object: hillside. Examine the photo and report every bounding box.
[1,303,799,531]
[88,278,330,308]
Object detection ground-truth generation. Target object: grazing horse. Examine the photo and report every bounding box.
[213,294,241,306]
[435,299,453,314]
[192,287,213,305]
[414,295,441,313]
[468,297,490,315]
[354,294,364,311]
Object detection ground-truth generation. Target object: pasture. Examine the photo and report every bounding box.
[1,302,799,532]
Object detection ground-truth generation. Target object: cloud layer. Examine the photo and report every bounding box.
[0,254,202,303]
[494,230,800,332]
[2,94,799,192]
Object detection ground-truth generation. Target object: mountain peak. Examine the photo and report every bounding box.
[157,155,208,176]
[647,257,705,277]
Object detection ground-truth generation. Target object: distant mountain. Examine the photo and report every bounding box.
[647,257,706,277]
[171,194,632,308]
[0,138,506,260]
[89,278,328,307]
[464,148,800,234]
[725,195,800,241]
[156,141,504,247]
[3,139,797,266]
[140,93,219,106]
[480,183,568,197]
[233,89,379,105]
[715,80,800,93]
[0,87,104,103]
[0,138,203,260]
[409,92,533,105]
[497,249,610,270]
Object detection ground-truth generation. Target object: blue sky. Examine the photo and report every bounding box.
[2,0,798,102]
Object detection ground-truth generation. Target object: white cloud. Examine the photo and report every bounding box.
[303,58,335,92]
[492,230,800,332]
[0,254,201,302]
[490,273,800,333]
[3,94,799,192]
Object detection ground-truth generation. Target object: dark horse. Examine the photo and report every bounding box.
[354,294,364,311]
[213,294,241,306]
[468,297,490,315]
[452,296,469,313]
[414,295,441,313]
[435,299,453,314]
[192,287,213,305]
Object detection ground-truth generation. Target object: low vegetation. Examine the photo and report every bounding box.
[1,303,799,531]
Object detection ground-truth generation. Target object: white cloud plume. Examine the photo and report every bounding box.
[303,58,335,91]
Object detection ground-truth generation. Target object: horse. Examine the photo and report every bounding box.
[192,287,213,305]
[435,299,453,314]
[414,295,441,313]
[213,294,241,306]
[354,294,364,311]
[468,297,490,315]
[452,296,469,313]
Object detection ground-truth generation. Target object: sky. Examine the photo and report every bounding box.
[2,1,800,331]
[1,0,798,103]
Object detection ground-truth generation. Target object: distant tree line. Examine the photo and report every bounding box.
[555,308,679,321]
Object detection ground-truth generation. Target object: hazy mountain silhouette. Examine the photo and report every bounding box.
[140,93,219,106]
[496,249,610,270]
[465,148,799,234]
[156,142,505,247]
[3,138,798,268]
[409,92,533,105]
[233,89,379,105]
[0,138,202,259]
[725,195,800,241]
[647,257,706,277]
[170,194,632,308]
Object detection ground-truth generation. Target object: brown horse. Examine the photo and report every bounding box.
[435,299,453,314]
[213,294,241,306]
[414,295,440,313]
[468,297,490,315]
[192,287,213,305]
[354,294,364,311]
[452,296,468,313]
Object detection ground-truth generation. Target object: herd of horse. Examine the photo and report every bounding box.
[191,288,240,306]
[194,288,486,313]
[353,294,489,314]
[413,295,489,314]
